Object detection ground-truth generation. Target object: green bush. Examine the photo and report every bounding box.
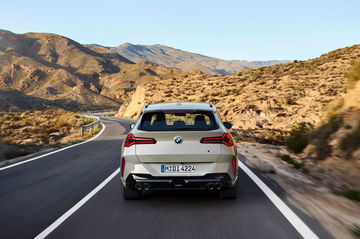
[281,154,304,169]
[281,154,293,162]
[269,169,277,174]
[286,122,313,153]
[350,224,360,238]
[293,161,305,169]
[343,189,360,202]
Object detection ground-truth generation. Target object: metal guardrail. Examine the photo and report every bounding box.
[98,112,117,117]
[81,115,101,137]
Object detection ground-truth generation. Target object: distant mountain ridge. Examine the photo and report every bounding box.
[0,30,180,111]
[113,43,289,75]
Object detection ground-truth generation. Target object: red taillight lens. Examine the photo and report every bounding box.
[200,133,233,147]
[231,157,237,177]
[121,158,125,176]
[124,133,156,147]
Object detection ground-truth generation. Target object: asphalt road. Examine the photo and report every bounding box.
[0,117,334,239]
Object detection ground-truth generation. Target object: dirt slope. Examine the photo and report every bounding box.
[118,44,360,142]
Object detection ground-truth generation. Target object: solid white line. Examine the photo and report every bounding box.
[34,168,120,239]
[237,159,319,239]
[0,123,106,171]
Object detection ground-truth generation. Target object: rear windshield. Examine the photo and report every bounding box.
[138,111,219,131]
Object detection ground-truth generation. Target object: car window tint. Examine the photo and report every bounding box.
[139,111,219,131]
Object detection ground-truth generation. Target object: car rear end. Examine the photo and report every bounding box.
[120,103,238,199]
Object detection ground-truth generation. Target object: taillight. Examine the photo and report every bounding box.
[124,133,156,147]
[200,133,233,147]
[121,158,125,176]
[231,157,237,177]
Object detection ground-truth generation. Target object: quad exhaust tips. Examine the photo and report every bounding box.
[207,182,223,190]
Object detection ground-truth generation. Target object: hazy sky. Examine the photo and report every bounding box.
[1,0,359,61]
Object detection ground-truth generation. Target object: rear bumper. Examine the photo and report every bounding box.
[125,173,236,190]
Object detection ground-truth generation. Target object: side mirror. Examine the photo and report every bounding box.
[130,123,135,129]
[223,122,232,129]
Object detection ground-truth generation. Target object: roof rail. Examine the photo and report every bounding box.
[209,103,213,108]
[144,104,149,108]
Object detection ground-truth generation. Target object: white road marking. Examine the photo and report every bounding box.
[34,168,120,239]
[238,159,319,239]
[0,123,106,171]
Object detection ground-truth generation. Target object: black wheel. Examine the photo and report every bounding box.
[123,184,141,200]
[219,182,237,199]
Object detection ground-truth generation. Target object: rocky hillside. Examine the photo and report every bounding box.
[0,30,179,111]
[300,59,360,190]
[117,44,360,142]
[114,43,289,75]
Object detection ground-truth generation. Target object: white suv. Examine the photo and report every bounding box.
[120,102,238,199]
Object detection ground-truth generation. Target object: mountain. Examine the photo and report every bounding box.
[113,43,289,75]
[0,30,179,111]
[117,44,360,142]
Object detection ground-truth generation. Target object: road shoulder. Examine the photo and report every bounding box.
[238,142,359,239]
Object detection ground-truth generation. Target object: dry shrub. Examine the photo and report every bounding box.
[286,122,314,153]
[309,116,342,160]
[347,59,360,88]
[340,119,360,158]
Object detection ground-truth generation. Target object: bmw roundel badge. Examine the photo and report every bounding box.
[174,136,182,144]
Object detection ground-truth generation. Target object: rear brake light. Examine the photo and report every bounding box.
[200,133,233,147]
[231,157,237,177]
[121,158,125,176]
[124,133,156,147]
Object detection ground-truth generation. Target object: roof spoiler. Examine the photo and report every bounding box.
[141,104,150,112]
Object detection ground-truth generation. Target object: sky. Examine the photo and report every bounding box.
[1,0,360,61]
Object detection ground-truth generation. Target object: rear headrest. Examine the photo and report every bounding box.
[173,120,185,127]
[195,115,205,122]
[154,113,165,122]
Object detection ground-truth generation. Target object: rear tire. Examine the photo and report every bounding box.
[219,182,237,199]
[123,184,141,200]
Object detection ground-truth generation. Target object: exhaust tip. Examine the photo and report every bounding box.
[134,183,143,191]
[215,182,223,190]
[143,183,150,191]
[207,183,215,190]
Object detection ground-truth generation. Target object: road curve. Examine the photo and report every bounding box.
[0,117,333,239]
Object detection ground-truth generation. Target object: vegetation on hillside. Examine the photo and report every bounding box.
[275,58,360,199]
[285,58,360,161]
[0,110,94,160]
[118,44,360,144]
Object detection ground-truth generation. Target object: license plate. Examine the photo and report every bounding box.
[161,164,196,173]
